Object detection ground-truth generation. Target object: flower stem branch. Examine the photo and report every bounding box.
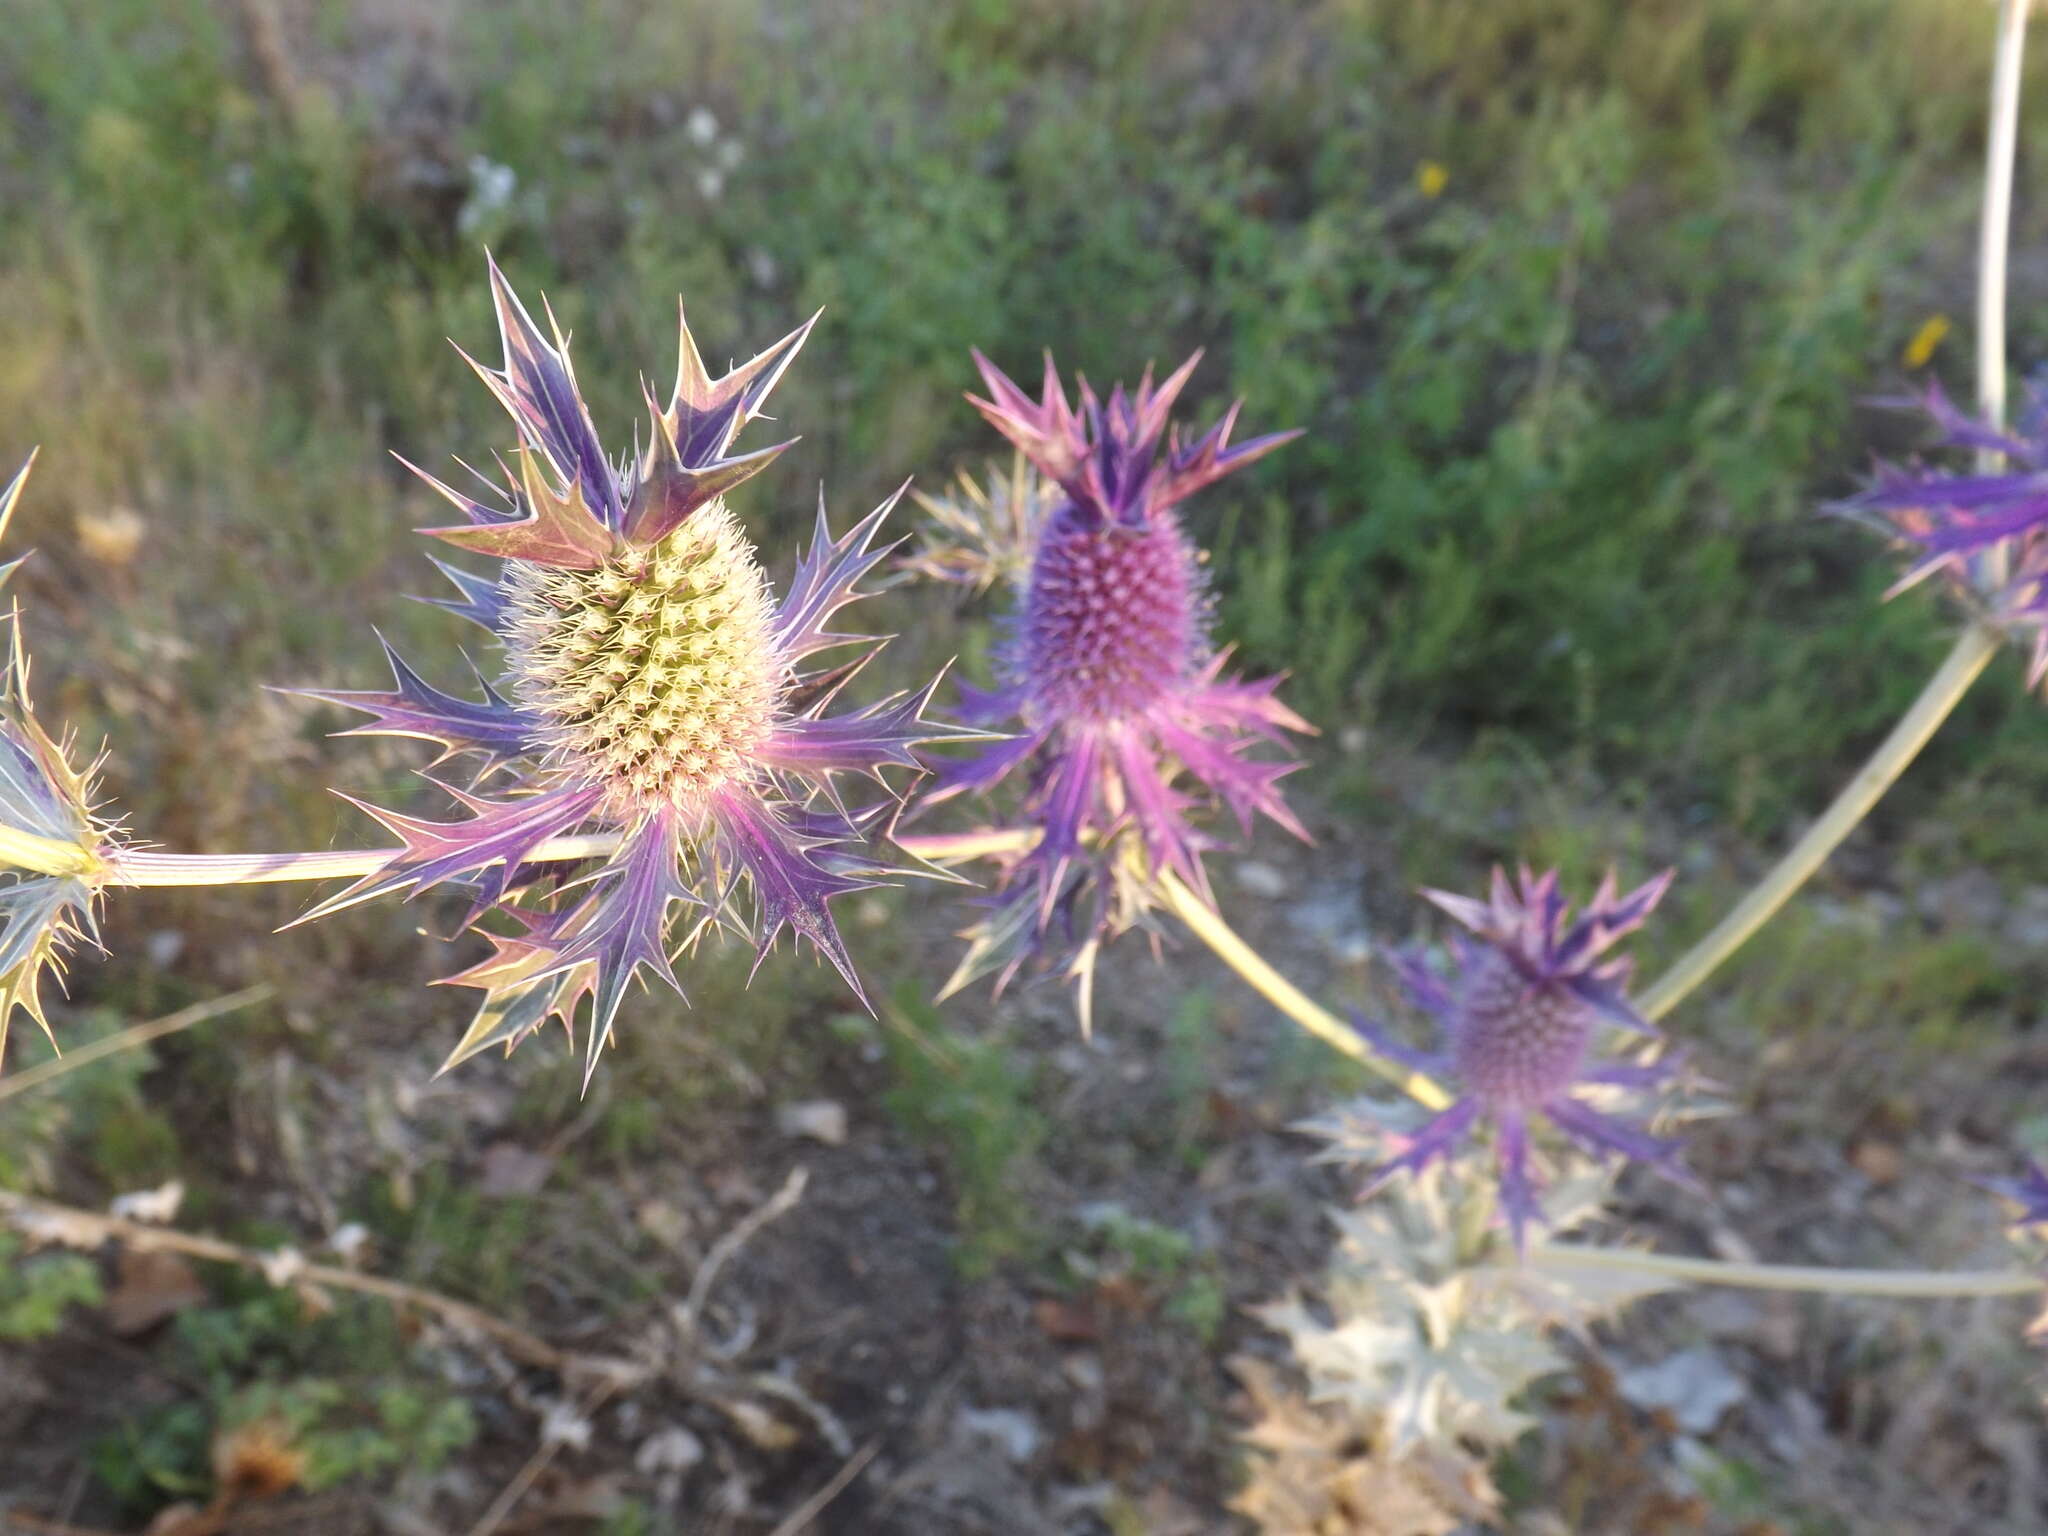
[1642,0,2028,1022]
[1532,1240,2040,1299]
[1980,0,2029,461]
[0,1187,568,1369]
[0,986,270,1103]
[108,835,623,888]
[1152,868,1453,1109]
[1637,621,1999,1022]
[893,827,1450,1108]
[0,825,103,880]
[1979,0,2027,594]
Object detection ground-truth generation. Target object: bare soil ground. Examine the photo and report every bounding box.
[2,766,2044,1535]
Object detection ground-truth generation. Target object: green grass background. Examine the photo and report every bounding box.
[6,0,2047,851]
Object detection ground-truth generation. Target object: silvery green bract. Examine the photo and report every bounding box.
[1254,1164,1675,1455]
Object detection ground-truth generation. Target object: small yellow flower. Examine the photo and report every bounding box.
[1416,160,1449,199]
[75,506,145,569]
[1903,313,1951,369]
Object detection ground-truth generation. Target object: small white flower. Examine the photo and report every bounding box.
[258,1246,306,1286]
[459,155,519,237]
[109,1180,184,1224]
[542,1397,595,1450]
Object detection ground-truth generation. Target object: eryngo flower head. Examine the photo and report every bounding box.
[1848,379,2048,687]
[1351,866,1689,1251]
[297,258,947,1084]
[915,350,1309,1015]
[0,453,119,1064]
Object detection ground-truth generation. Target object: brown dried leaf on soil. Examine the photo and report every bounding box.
[1227,1355,1497,1536]
[103,1248,208,1336]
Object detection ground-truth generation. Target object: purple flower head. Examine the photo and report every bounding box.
[914,350,1309,1016]
[1352,866,1690,1251]
[1849,378,2048,687]
[295,259,948,1083]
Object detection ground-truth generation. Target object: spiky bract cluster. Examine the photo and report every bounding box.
[1981,1160,2048,1228]
[916,351,1308,1013]
[905,456,1042,594]
[1253,1166,1674,1458]
[1351,867,1689,1250]
[1229,1354,1494,1536]
[0,455,118,1064]
[1851,380,2048,687]
[299,260,946,1082]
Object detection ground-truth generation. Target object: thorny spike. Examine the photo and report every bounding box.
[421,450,616,569]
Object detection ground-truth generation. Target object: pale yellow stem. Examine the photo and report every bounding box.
[891,828,1041,863]
[1153,869,1451,1109]
[894,828,1452,1107]
[1638,622,1999,1022]
[0,825,101,881]
[1980,0,2028,457]
[1530,1241,2040,1299]
[109,833,622,888]
[1643,2,2029,1019]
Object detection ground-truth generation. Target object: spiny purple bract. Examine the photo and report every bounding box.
[918,350,1308,1013]
[1850,379,2048,688]
[297,259,945,1084]
[1980,1160,2048,1228]
[1353,866,1689,1251]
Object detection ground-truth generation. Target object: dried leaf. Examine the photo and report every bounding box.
[142,1501,218,1536]
[1031,1296,1100,1343]
[104,1248,207,1335]
[774,1099,848,1146]
[480,1141,555,1197]
[213,1418,305,1499]
[1230,1355,1496,1536]
[717,1397,799,1451]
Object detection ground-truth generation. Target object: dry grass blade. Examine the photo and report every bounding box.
[677,1165,808,1340]
[764,1440,881,1536]
[0,985,272,1103]
[464,1382,621,1536]
[0,1188,566,1370]
[0,1512,128,1536]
